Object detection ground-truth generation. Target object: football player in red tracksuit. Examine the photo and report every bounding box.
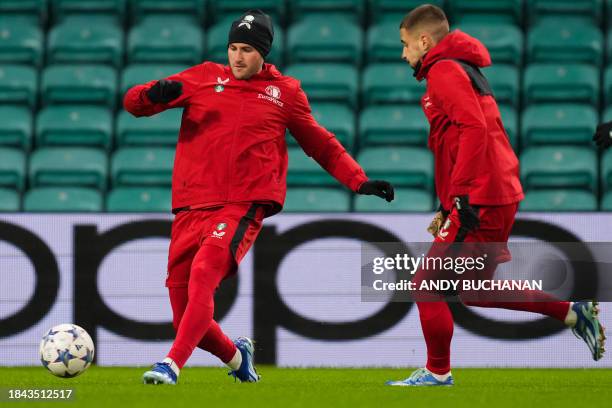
[124,10,394,385]
[386,5,605,387]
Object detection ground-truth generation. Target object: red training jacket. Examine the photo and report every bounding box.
[415,30,524,210]
[124,62,368,215]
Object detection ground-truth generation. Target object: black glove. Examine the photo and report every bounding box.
[146,79,183,104]
[358,180,394,202]
[593,121,612,149]
[454,195,480,232]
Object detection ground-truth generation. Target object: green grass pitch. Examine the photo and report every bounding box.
[2,367,611,407]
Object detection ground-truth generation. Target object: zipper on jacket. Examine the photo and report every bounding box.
[226,87,246,201]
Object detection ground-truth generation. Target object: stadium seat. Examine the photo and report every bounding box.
[287,103,355,150]
[354,188,433,212]
[0,148,25,191]
[527,18,603,65]
[284,64,358,109]
[527,0,603,25]
[357,147,433,190]
[209,0,286,25]
[359,106,428,147]
[601,148,612,192]
[602,191,612,210]
[29,147,108,189]
[482,64,520,107]
[287,15,362,65]
[603,67,612,106]
[0,16,43,66]
[0,106,32,150]
[120,64,188,96]
[0,65,37,108]
[447,0,524,25]
[520,147,597,192]
[0,0,46,23]
[498,105,518,150]
[457,23,523,66]
[111,147,175,187]
[369,0,445,23]
[362,63,425,105]
[287,147,338,187]
[50,0,127,22]
[0,188,19,211]
[523,63,599,106]
[366,21,403,63]
[106,187,171,212]
[283,187,350,212]
[41,64,117,107]
[116,109,181,147]
[23,187,103,212]
[206,17,285,67]
[129,0,206,23]
[36,106,113,149]
[520,190,598,211]
[127,16,203,65]
[521,104,597,147]
[47,16,123,67]
[288,0,365,23]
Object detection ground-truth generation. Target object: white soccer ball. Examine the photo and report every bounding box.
[39,324,95,378]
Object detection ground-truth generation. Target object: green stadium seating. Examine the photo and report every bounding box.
[527,18,602,65]
[520,147,597,192]
[209,1,286,25]
[36,106,113,149]
[602,192,612,211]
[0,0,46,23]
[457,23,523,66]
[287,15,362,65]
[523,63,599,106]
[284,64,358,108]
[354,188,433,212]
[41,64,117,107]
[448,0,524,25]
[0,148,25,191]
[0,188,19,211]
[120,64,188,95]
[106,187,171,212]
[47,16,123,67]
[111,147,174,187]
[29,147,108,189]
[603,66,612,106]
[0,65,37,108]
[23,187,103,212]
[362,63,425,105]
[127,16,203,65]
[286,103,355,150]
[601,148,612,192]
[287,147,337,187]
[129,0,206,22]
[521,104,597,147]
[369,0,445,23]
[498,105,518,150]
[289,0,365,22]
[520,190,598,211]
[206,17,285,67]
[283,187,350,212]
[50,0,127,22]
[357,147,433,190]
[116,109,181,146]
[527,0,603,25]
[0,106,32,150]
[482,64,519,107]
[0,16,43,66]
[359,106,428,147]
[366,21,403,63]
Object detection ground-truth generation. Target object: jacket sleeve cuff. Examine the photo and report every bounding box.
[351,175,369,193]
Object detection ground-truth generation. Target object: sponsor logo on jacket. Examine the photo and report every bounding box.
[258,85,284,107]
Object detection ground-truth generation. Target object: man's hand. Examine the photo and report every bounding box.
[454,195,479,232]
[593,121,612,149]
[427,211,445,237]
[146,79,183,104]
[358,180,394,202]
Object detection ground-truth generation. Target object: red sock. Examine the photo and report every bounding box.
[167,244,234,368]
[417,301,454,375]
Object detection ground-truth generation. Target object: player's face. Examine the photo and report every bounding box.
[228,43,264,80]
[400,28,429,68]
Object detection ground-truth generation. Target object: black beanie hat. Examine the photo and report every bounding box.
[228,10,274,58]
